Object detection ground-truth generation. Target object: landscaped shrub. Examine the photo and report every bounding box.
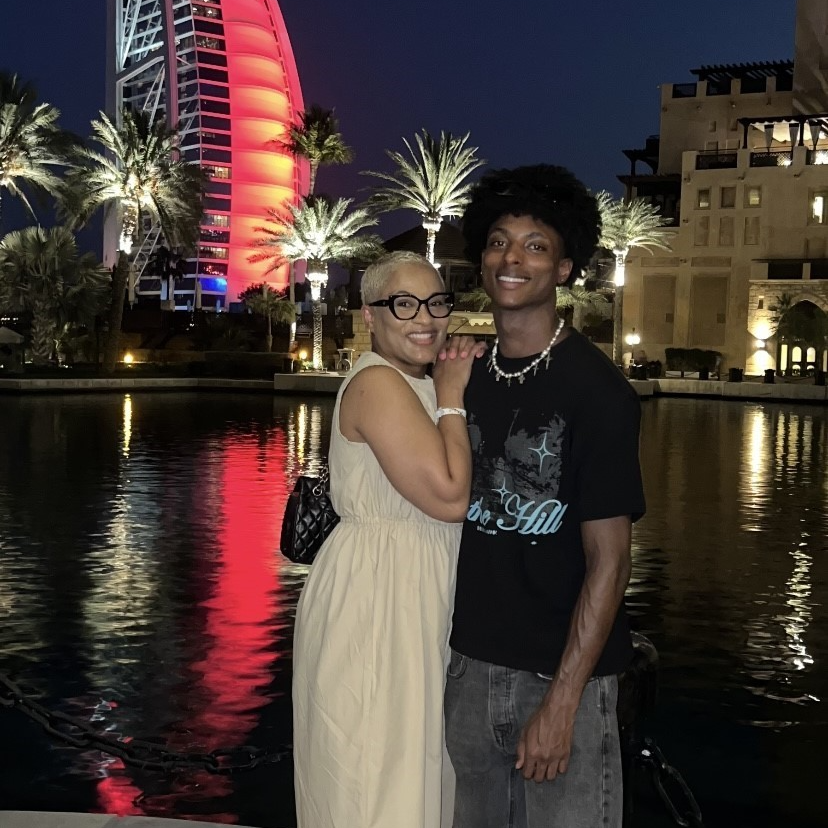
[665,347,721,373]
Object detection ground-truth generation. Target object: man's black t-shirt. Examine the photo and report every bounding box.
[450,330,646,677]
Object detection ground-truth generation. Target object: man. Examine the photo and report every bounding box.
[443,165,645,827]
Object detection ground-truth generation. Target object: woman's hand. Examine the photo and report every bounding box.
[433,336,487,401]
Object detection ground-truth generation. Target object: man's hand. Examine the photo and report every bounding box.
[515,693,578,782]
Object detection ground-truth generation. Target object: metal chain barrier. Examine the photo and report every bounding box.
[619,632,704,828]
[0,671,291,774]
[633,736,704,827]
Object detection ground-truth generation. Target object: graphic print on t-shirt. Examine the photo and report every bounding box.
[466,409,568,538]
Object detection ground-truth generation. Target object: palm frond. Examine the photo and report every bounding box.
[362,130,485,222]
[250,197,384,275]
[0,72,72,221]
[458,284,605,313]
[596,191,673,256]
[62,108,205,250]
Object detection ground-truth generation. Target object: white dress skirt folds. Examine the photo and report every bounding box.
[293,351,460,828]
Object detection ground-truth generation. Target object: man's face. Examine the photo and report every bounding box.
[480,214,573,312]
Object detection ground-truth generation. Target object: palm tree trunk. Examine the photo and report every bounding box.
[612,285,625,365]
[30,300,56,365]
[312,299,323,370]
[288,262,297,347]
[308,162,318,196]
[266,311,273,353]
[426,228,437,264]
[102,253,129,373]
[612,252,627,365]
[572,303,585,332]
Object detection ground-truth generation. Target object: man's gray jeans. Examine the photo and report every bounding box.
[444,650,622,828]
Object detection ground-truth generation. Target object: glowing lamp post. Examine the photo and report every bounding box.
[306,259,328,371]
[625,328,641,349]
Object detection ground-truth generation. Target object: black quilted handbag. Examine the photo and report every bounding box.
[279,466,340,564]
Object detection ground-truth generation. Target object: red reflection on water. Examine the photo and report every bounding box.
[95,760,144,816]
[96,433,292,820]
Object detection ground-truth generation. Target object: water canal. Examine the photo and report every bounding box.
[0,392,825,827]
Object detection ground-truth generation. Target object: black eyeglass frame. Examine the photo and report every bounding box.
[367,292,455,320]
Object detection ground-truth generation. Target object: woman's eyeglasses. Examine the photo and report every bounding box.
[368,292,455,320]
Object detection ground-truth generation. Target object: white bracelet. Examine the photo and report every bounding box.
[435,407,467,421]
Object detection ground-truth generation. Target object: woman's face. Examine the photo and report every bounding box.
[362,263,451,378]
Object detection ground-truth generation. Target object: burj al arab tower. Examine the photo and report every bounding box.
[106,0,308,310]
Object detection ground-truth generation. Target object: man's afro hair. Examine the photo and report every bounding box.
[461,165,601,287]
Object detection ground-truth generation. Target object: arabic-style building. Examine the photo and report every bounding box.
[620,0,828,375]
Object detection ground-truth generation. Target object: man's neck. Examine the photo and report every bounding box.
[493,307,563,358]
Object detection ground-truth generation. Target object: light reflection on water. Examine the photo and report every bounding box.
[0,393,826,827]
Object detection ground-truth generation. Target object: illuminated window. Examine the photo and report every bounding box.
[199,245,229,260]
[205,165,231,179]
[196,36,225,50]
[720,186,736,208]
[745,186,762,207]
[201,229,230,244]
[697,189,711,209]
[809,190,828,224]
[203,213,230,227]
[193,3,222,19]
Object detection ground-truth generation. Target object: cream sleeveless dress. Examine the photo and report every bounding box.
[293,351,460,828]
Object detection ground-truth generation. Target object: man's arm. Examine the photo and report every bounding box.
[515,515,632,782]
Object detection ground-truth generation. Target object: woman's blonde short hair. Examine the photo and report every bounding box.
[360,251,443,305]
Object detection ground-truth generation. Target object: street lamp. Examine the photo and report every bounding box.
[625,328,641,348]
[625,329,642,378]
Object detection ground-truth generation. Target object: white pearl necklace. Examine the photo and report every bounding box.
[488,318,565,386]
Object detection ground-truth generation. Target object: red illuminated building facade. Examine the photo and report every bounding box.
[106,0,308,310]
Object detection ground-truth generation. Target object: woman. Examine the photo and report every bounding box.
[293,251,483,828]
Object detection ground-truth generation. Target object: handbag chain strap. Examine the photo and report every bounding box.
[311,464,330,496]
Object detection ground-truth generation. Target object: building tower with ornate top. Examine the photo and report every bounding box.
[106,0,307,310]
[619,0,828,377]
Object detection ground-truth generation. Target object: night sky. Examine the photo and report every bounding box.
[0,0,798,243]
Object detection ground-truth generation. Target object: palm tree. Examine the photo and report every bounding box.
[363,130,485,263]
[279,105,353,196]
[0,72,72,226]
[63,108,204,372]
[459,284,605,314]
[0,226,109,364]
[250,197,383,369]
[239,282,296,352]
[597,192,672,364]
[276,105,353,343]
